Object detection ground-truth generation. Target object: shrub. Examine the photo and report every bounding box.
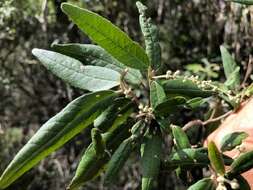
[1,1,253,190]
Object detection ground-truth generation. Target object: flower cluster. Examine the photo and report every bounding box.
[155,70,241,104]
[216,175,239,190]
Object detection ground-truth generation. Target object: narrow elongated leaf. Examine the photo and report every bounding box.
[161,79,214,98]
[164,148,210,170]
[220,46,240,89]
[51,43,143,85]
[0,91,117,189]
[91,128,105,158]
[171,125,191,149]
[104,136,137,184]
[224,67,240,90]
[188,178,216,190]
[186,97,206,109]
[68,120,133,190]
[171,124,191,180]
[141,130,162,190]
[220,132,248,152]
[131,120,147,137]
[94,97,135,132]
[234,175,251,190]
[32,49,120,92]
[225,0,253,5]
[208,141,225,175]
[150,81,166,109]
[228,150,253,178]
[164,148,233,170]
[61,3,149,71]
[154,96,187,116]
[157,118,171,133]
[136,1,161,71]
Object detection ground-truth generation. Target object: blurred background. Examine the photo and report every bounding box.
[0,0,253,189]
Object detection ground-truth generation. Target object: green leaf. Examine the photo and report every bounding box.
[141,130,162,190]
[157,118,171,134]
[161,79,214,98]
[186,97,206,109]
[220,45,240,90]
[68,120,133,190]
[225,0,253,5]
[164,148,210,170]
[242,83,253,97]
[32,49,120,92]
[154,96,187,116]
[0,91,117,189]
[220,132,248,152]
[136,1,161,71]
[164,148,233,170]
[61,3,149,71]
[94,97,135,132]
[131,120,147,137]
[234,175,251,190]
[150,81,166,109]
[51,43,143,85]
[171,125,191,149]
[224,67,240,90]
[187,178,216,190]
[104,136,137,184]
[208,141,225,175]
[91,128,105,158]
[227,150,253,178]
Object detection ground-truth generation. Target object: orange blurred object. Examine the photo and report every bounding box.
[206,97,253,188]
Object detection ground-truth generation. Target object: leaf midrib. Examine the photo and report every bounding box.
[41,52,119,83]
[54,45,140,79]
[65,5,148,69]
[0,94,112,185]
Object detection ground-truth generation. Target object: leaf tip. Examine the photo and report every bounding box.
[60,2,71,12]
[31,48,41,56]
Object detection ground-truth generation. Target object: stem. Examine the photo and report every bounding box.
[182,110,233,131]
[241,55,253,88]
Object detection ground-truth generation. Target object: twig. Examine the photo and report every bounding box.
[119,69,140,105]
[182,110,233,131]
[41,0,48,33]
[241,55,253,88]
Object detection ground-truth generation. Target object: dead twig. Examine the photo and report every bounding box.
[182,110,233,131]
[241,55,253,88]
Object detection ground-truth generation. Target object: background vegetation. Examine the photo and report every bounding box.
[1,0,253,189]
